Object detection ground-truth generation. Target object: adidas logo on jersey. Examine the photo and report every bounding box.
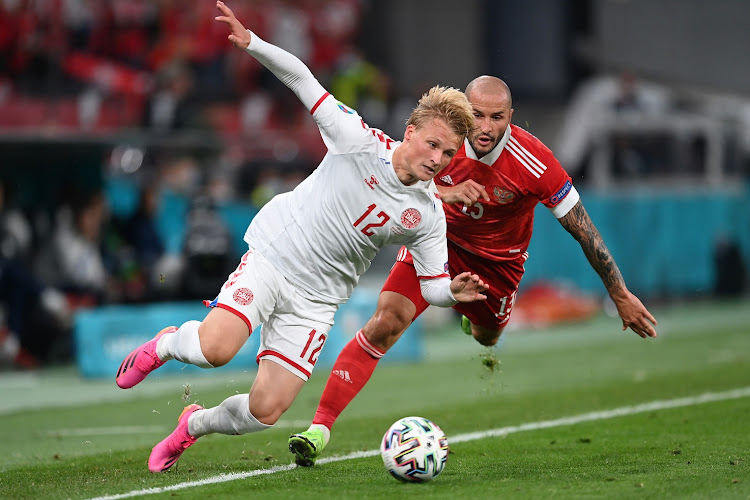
[333,369,352,383]
[439,175,454,185]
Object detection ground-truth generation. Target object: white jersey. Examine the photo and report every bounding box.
[242,33,449,305]
[245,95,448,304]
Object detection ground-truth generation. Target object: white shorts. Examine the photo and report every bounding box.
[211,249,337,381]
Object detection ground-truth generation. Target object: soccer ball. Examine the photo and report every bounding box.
[380,416,449,482]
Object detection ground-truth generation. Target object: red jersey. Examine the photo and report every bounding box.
[436,123,579,262]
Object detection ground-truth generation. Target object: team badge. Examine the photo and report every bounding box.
[233,288,254,306]
[400,208,422,229]
[493,186,516,204]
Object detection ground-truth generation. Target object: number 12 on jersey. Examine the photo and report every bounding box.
[353,204,390,236]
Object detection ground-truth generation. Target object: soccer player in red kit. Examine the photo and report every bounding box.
[289,76,658,466]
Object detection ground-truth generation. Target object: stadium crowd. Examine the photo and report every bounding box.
[0,0,380,133]
[0,0,391,370]
[1,1,746,373]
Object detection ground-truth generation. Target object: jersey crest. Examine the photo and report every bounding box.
[232,288,254,306]
[492,186,516,204]
[400,208,422,229]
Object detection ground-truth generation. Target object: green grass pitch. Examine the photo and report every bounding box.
[1,298,749,499]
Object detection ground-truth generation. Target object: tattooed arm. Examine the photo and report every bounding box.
[558,200,657,338]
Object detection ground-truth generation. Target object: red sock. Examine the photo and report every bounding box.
[313,330,384,430]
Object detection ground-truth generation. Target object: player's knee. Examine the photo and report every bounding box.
[474,334,500,347]
[198,316,247,367]
[473,326,504,347]
[198,329,234,367]
[364,309,410,350]
[247,395,287,425]
[199,342,233,367]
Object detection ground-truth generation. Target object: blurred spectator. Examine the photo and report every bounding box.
[0,179,70,369]
[713,235,746,297]
[239,90,274,131]
[116,183,166,301]
[235,157,314,208]
[555,71,674,179]
[0,179,32,262]
[329,48,391,129]
[736,101,750,173]
[159,154,202,196]
[309,0,361,75]
[142,62,199,132]
[35,188,111,304]
[180,195,233,299]
[266,0,313,66]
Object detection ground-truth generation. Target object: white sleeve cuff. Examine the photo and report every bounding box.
[420,277,458,307]
[549,185,580,218]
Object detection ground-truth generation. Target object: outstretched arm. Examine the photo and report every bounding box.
[419,273,488,307]
[558,200,657,338]
[214,1,326,111]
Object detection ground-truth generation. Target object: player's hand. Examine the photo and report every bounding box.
[612,291,657,338]
[437,180,490,206]
[215,1,252,49]
[450,272,489,303]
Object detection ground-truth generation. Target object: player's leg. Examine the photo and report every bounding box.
[115,324,181,389]
[288,305,405,466]
[189,360,304,434]
[464,319,506,346]
[310,291,418,429]
[116,313,244,389]
[148,359,304,472]
[150,286,333,473]
[117,249,279,389]
[143,308,257,473]
[290,249,429,466]
[450,243,525,347]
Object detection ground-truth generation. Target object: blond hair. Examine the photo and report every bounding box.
[406,86,473,140]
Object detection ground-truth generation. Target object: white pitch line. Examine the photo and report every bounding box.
[87,386,750,500]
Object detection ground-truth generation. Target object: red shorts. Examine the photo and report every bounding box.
[381,243,527,330]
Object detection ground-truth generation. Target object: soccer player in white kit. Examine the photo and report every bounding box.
[114,1,488,473]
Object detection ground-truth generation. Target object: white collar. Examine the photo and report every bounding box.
[463,124,511,165]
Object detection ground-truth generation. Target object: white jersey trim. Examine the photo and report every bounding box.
[463,125,510,165]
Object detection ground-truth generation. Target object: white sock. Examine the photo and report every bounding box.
[156,320,213,368]
[308,423,331,446]
[188,394,271,437]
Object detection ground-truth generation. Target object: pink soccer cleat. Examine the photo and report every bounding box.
[115,326,177,389]
[149,404,203,473]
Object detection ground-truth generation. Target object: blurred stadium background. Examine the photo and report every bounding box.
[0,0,748,376]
